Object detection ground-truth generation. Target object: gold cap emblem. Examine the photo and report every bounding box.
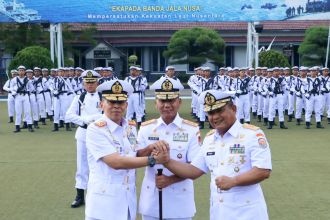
[111,81,123,94]
[205,92,216,105]
[162,79,173,91]
[86,71,93,78]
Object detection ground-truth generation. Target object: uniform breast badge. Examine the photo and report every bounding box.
[173,132,188,142]
[234,166,240,173]
[177,153,183,159]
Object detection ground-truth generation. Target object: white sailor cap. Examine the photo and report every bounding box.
[10,69,18,74]
[81,70,101,83]
[129,66,139,70]
[165,66,175,71]
[137,67,143,71]
[26,69,33,73]
[194,67,202,71]
[75,67,84,71]
[299,66,308,71]
[94,67,103,71]
[219,67,226,71]
[17,65,26,70]
[69,67,75,70]
[292,66,299,70]
[34,67,41,71]
[50,68,58,72]
[150,77,184,100]
[97,80,133,101]
[249,67,255,71]
[58,67,65,71]
[103,67,113,71]
[202,66,211,71]
[309,67,318,71]
[322,67,329,71]
[283,67,290,70]
[227,67,233,71]
[262,67,268,70]
[256,67,262,70]
[42,68,48,72]
[233,67,239,71]
[198,90,236,112]
[273,67,280,71]
[267,68,273,72]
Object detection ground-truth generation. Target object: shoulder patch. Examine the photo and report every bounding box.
[182,119,198,127]
[243,123,259,131]
[141,119,156,126]
[94,120,107,127]
[206,129,216,137]
[128,120,136,126]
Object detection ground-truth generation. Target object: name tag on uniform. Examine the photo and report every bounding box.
[229,144,245,154]
[207,152,215,156]
[148,136,159,141]
[173,132,188,142]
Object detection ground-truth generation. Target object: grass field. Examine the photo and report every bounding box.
[0,100,330,220]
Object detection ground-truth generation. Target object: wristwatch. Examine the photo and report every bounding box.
[147,155,156,167]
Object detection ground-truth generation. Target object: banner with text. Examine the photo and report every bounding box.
[1,0,330,23]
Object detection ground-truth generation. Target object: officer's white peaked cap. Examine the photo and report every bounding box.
[150,77,184,100]
[97,80,133,101]
[198,90,236,112]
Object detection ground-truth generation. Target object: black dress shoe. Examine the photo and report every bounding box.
[71,197,85,208]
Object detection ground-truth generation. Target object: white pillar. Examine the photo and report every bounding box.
[56,23,63,68]
[325,24,330,68]
[50,24,55,63]
[246,22,253,68]
[254,32,259,69]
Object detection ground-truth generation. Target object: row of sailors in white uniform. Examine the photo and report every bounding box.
[188,66,330,128]
[3,65,149,131]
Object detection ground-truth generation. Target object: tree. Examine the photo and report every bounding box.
[298,26,329,66]
[259,50,290,68]
[8,46,54,70]
[0,23,48,56]
[163,27,225,68]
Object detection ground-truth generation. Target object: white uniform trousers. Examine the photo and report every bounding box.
[262,96,269,119]
[36,93,46,118]
[191,92,199,115]
[305,94,323,122]
[322,92,330,118]
[251,92,258,113]
[7,94,15,117]
[142,216,191,220]
[237,94,251,122]
[295,96,305,119]
[283,90,289,111]
[29,93,39,121]
[44,91,53,116]
[64,94,74,122]
[86,210,131,220]
[15,94,32,125]
[75,138,89,190]
[257,94,264,116]
[268,94,284,122]
[288,93,295,115]
[126,93,143,122]
[53,94,70,123]
[199,103,206,121]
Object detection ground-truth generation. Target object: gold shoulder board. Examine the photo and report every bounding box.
[141,119,156,126]
[243,123,259,131]
[128,120,136,126]
[94,120,107,127]
[182,119,198,127]
[206,129,216,136]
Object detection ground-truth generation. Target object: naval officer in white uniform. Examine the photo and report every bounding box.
[85,79,169,220]
[160,90,272,220]
[137,77,201,220]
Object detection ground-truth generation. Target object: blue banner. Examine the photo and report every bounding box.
[1,0,330,23]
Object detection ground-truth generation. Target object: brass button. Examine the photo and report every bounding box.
[221,143,225,147]
[220,162,224,165]
[219,198,224,203]
[246,200,250,204]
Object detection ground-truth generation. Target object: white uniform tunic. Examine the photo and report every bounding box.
[86,116,138,220]
[137,114,200,219]
[191,121,272,220]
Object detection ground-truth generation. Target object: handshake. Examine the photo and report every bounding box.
[149,141,171,165]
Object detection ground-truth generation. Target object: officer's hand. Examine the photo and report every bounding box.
[153,150,170,164]
[215,175,236,191]
[152,141,169,154]
[53,90,58,95]
[155,175,172,189]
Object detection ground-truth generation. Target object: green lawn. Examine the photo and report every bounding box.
[0,100,329,220]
